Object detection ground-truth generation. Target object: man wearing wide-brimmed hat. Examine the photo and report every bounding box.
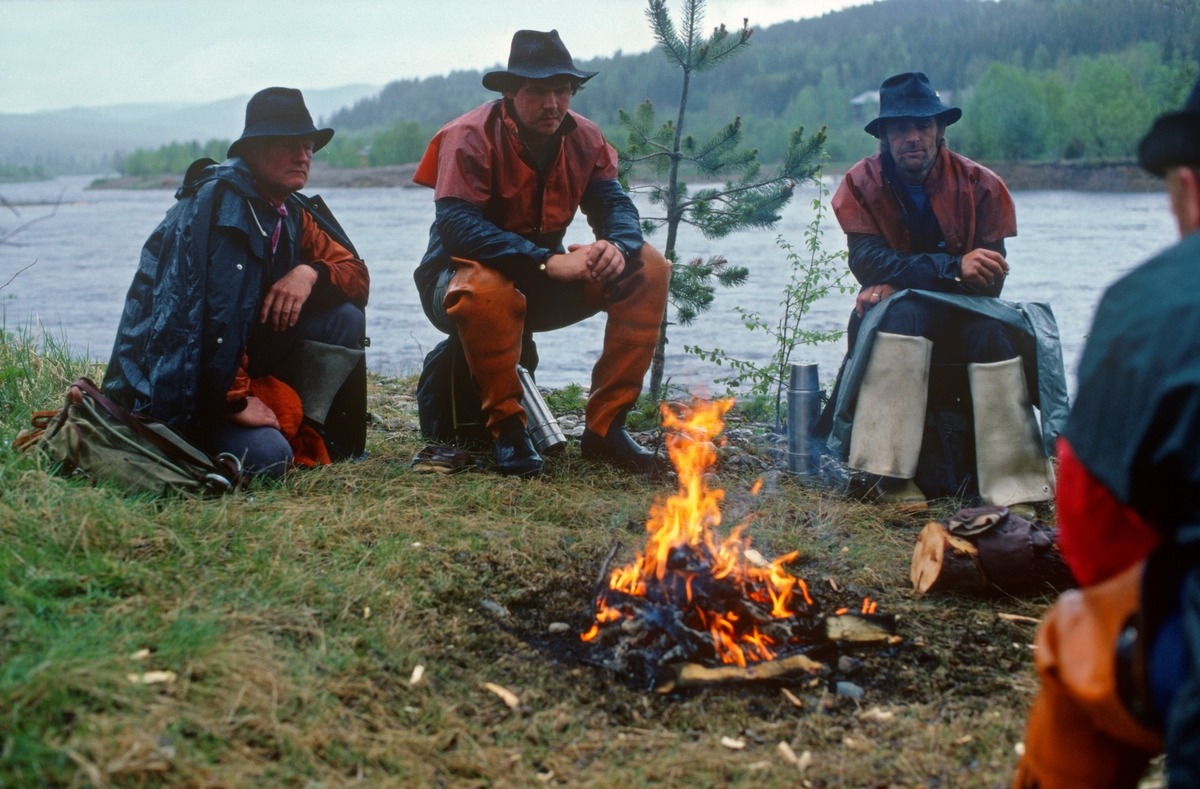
[104,87,370,477]
[827,72,1056,514]
[1013,76,1200,789]
[412,29,670,477]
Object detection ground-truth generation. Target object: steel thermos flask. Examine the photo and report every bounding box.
[517,365,567,455]
[786,362,820,475]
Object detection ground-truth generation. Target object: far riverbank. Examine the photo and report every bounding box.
[87,158,1164,192]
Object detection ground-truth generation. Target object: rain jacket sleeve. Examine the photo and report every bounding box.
[847,233,1007,297]
[435,198,555,280]
[578,179,644,258]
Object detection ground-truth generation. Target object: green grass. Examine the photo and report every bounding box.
[0,326,1120,788]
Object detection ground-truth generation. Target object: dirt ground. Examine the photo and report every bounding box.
[0,369,1164,787]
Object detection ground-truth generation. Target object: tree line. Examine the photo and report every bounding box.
[114,0,1200,175]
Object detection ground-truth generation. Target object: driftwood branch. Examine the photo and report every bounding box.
[0,260,37,293]
[0,189,63,247]
[591,539,622,617]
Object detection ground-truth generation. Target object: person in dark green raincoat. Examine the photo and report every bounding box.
[1014,76,1200,788]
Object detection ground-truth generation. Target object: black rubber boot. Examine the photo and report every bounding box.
[580,422,665,476]
[492,414,543,477]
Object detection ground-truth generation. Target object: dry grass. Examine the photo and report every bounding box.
[0,336,1100,787]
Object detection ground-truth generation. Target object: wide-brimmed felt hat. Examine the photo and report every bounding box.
[1139,75,1200,176]
[227,87,334,159]
[865,72,962,138]
[482,30,597,92]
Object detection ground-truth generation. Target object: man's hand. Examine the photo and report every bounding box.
[544,246,595,282]
[229,396,280,430]
[578,239,626,283]
[546,242,627,284]
[960,248,1009,289]
[260,264,319,330]
[855,283,896,317]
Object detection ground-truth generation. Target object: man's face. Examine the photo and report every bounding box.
[507,76,573,140]
[1166,166,1200,237]
[242,135,315,197]
[884,116,942,183]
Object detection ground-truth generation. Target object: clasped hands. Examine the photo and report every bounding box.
[544,240,625,283]
[855,249,1010,317]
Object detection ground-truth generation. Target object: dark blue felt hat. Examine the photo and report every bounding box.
[227,87,334,159]
[865,72,962,138]
[482,30,597,92]
[1139,75,1200,176]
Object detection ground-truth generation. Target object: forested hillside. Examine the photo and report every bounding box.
[324,0,1199,165]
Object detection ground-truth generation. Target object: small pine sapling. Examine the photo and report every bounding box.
[687,177,850,430]
[616,0,827,401]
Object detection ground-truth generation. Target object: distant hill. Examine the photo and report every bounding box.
[327,0,1199,162]
[0,84,382,173]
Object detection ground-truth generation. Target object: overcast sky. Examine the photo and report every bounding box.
[3,0,867,113]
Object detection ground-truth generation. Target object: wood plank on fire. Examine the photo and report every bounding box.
[822,613,898,643]
[656,653,825,693]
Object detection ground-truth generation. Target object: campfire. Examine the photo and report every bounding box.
[581,399,896,691]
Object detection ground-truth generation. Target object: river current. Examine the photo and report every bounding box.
[0,175,1176,397]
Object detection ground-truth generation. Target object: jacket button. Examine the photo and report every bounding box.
[216,338,223,344]
[237,264,243,270]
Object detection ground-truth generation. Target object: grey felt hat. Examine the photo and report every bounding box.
[482,30,597,92]
[228,87,334,159]
[865,72,962,138]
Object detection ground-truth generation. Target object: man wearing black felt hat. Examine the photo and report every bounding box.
[104,87,371,477]
[1014,76,1200,789]
[827,72,1056,515]
[412,30,671,478]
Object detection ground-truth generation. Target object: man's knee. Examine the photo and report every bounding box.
[444,259,526,329]
[205,423,293,479]
[877,298,931,337]
[960,316,1016,363]
[308,301,365,348]
[603,243,672,310]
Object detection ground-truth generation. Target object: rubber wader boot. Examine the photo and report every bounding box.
[442,258,527,434]
[968,357,1053,512]
[583,245,672,440]
[848,331,932,505]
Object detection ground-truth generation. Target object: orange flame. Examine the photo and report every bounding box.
[581,399,817,665]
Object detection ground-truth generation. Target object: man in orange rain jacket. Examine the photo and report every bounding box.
[104,88,370,477]
[412,30,670,478]
[1013,76,1200,788]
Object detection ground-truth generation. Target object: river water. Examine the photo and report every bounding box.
[0,175,1176,397]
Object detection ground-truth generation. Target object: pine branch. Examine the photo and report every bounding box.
[693,18,753,73]
[647,0,687,67]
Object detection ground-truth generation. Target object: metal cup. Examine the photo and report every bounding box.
[787,362,820,475]
[517,365,567,455]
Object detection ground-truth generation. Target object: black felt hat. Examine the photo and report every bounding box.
[865,72,962,138]
[1139,76,1200,177]
[227,87,334,159]
[482,30,597,92]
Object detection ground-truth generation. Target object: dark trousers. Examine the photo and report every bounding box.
[199,302,365,478]
[877,299,1016,363]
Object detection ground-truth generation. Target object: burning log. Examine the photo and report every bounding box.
[657,653,826,693]
[911,506,1077,596]
[580,399,898,688]
[823,614,897,643]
